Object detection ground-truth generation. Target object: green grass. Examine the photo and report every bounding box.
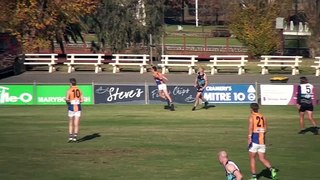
[165,25,224,33]
[85,34,242,46]
[84,25,242,46]
[164,36,242,46]
[0,105,319,179]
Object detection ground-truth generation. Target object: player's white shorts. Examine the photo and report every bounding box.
[158,84,167,91]
[68,111,81,118]
[249,143,266,153]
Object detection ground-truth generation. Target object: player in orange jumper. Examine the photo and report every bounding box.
[248,103,277,180]
[66,78,84,142]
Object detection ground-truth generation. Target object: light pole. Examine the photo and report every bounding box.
[294,0,300,56]
[195,0,199,27]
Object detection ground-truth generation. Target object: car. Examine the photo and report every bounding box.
[0,33,25,78]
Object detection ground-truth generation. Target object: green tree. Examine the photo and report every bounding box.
[227,0,282,57]
[91,0,165,53]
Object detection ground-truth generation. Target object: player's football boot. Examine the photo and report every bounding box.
[271,168,278,180]
[248,178,257,180]
[170,104,175,111]
[72,136,77,142]
[204,101,208,109]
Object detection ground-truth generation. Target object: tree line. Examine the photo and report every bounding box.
[0,0,319,57]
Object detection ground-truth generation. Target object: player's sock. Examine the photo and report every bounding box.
[166,99,170,106]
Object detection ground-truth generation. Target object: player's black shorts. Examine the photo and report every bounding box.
[299,103,313,112]
[196,86,204,92]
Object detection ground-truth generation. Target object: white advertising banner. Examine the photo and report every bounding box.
[260,85,295,105]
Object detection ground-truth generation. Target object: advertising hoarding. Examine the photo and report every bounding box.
[148,85,197,104]
[203,84,257,104]
[94,85,145,104]
[36,85,93,105]
[260,84,318,105]
[0,85,34,105]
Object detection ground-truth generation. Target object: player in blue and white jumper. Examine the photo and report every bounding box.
[297,76,318,134]
[218,151,243,180]
[192,67,208,111]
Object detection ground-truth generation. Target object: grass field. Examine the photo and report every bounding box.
[165,25,224,33]
[0,105,319,180]
[85,24,243,46]
[164,36,242,46]
[85,34,242,46]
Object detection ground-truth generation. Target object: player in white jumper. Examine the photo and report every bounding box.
[297,76,318,134]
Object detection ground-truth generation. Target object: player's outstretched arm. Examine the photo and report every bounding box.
[161,74,168,81]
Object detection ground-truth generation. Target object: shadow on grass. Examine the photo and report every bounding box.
[257,168,279,179]
[202,105,216,110]
[77,133,101,143]
[298,127,319,135]
[192,105,216,111]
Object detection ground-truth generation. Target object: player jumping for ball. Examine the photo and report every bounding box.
[151,66,175,111]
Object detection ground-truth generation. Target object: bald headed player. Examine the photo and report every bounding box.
[218,151,243,180]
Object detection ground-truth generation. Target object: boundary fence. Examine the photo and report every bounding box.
[1,83,319,106]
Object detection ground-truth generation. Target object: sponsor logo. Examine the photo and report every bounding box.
[0,86,33,103]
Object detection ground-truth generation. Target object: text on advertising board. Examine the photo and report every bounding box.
[203,84,256,103]
[94,85,145,104]
[0,85,34,105]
